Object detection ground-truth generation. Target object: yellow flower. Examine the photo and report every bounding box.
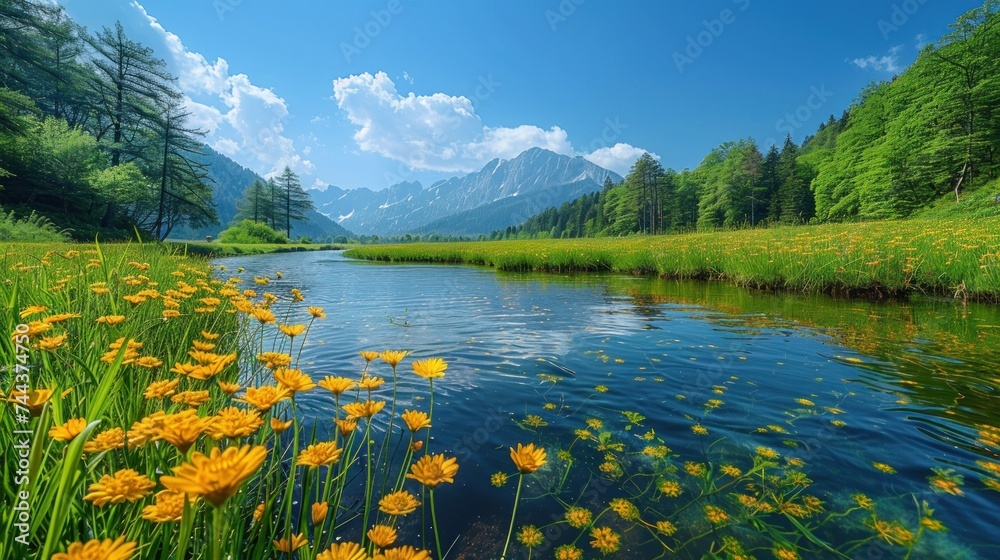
[373,546,431,560]
[170,362,200,377]
[554,544,583,560]
[320,376,356,396]
[51,537,136,560]
[380,350,408,367]
[367,525,398,548]
[316,542,368,560]
[50,418,88,442]
[378,491,421,516]
[343,400,386,419]
[240,385,292,411]
[359,376,385,390]
[772,545,800,560]
[491,472,508,488]
[23,320,52,336]
[42,312,81,324]
[201,330,220,340]
[274,533,308,553]
[406,454,459,488]
[126,411,167,447]
[141,490,191,523]
[257,351,292,370]
[271,416,293,433]
[159,410,208,453]
[209,407,264,439]
[312,501,329,524]
[298,441,343,467]
[308,306,326,319]
[19,305,49,318]
[134,356,163,369]
[656,520,677,536]
[704,505,728,525]
[278,323,307,337]
[36,333,68,351]
[275,368,317,393]
[400,410,431,432]
[161,445,268,507]
[253,502,266,522]
[589,527,621,554]
[411,357,446,379]
[720,465,742,477]
[336,418,358,437]
[872,462,897,475]
[191,340,217,351]
[510,443,547,474]
[217,380,241,395]
[84,469,155,506]
[517,525,544,548]
[84,428,125,453]
[359,350,379,362]
[5,388,54,417]
[96,315,126,325]
[171,390,211,407]
[252,307,275,324]
[565,507,592,528]
[658,480,682,497]
[609,498,639,521]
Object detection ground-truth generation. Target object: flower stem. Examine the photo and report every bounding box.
[430,489,444,560]
[500,474,525,560]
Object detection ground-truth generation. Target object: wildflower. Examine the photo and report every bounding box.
[257,351,292,369]
[308,306,326,318]
[586,418,604,430]
[141,490,190,523]
[312,501,329,524]
[279,323,307,337]
[6,388,53,417]
[252,307,275,324]
[191,340,217,351]
[50,418,88,442]
[298,441,343,467]
[123,295,147,305]
[643,445,670,459]
[36,333,68,351]
[656,520,677,536]
[411,357,446,378]
[381,350,408,367]
[720,465,742,477]
[406,454,459,488]
[589,527,621,554]
[126,411,167,447]
[253,503,266,522]
[929,470,965,496]
[684,462,705,476]
[704,505,729,525]
[51,537,136,560]
[134,356,163,369]
[609,498,639,521]
[554,544,583,560]
[379,491,421,516]
[271,417,293,433]
[336,418,358,437]
[217,380,241,395]
[594,385,608,393]
[19,305,49,318]
[920,516,946,532]
[316,542,368,560]
[171,390,211,408]
[275,368,317,393]
[42,312,81,324]
[161,445,268,507]
[84,427,125,453]
[96,315,126,325]
[491,472,508,488]
[522,414,547,428]
[517,525,544,548]
[359,350,379,362]
[240,385,292,411]
[201,330,220,340]
[795,398,815,407]
[23,320,52,336]
[84,469,155,506]
[320,376,357,396]
[872,462,896,474]
[692,424,709,436]
[343,400,386,419]
[565,507,592,528]
[170,362,200,377]
[274,533,308,553]
[409,440,423,452]
[209,407,264,439]
[367,525,397,548]
[374,546,431,560]
[658,480,682,497]
[401,410,431,432]
[772,545,800,560]
[852,493,875,510]
[159,410,208,453]
[510,443,547,474]
[755,446,779,460]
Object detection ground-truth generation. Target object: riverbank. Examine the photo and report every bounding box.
[165,240,347,257]
[345,217,1000,301]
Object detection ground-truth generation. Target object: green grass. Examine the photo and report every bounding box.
[345,217,1000,300]
[165,241,347,257]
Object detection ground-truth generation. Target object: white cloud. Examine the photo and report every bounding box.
[332,71,644,174]
[851,45,903,73]
[584,143,657,176]
[131,1,309,177]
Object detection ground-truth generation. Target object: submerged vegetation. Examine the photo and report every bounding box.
[346,217,1000,300]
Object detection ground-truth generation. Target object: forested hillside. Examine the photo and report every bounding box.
[498,2,1000,240]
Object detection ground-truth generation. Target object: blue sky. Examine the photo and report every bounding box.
[58,0,984,191]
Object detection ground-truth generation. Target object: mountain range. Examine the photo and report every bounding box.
[309,148,622,236]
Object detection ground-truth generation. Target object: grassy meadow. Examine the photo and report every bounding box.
[345,218,1000,300]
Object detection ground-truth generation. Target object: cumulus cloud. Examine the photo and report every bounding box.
[851,45,903,73]
[132,1,310,177]
[332,72,643,174]
[584,143,658,176]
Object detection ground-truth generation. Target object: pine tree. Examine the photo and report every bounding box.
[275,166,315,238]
